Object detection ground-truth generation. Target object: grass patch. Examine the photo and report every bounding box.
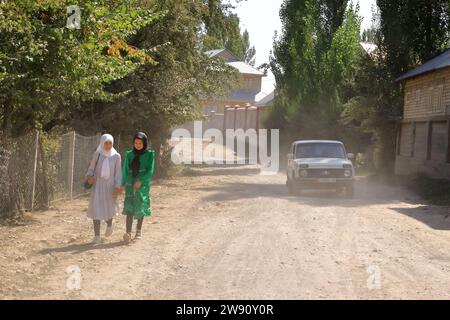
[0,211,32,226]
[180,166,201,177]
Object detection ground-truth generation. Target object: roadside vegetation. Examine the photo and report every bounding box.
[267,0,450,175]
[0,0,255,178]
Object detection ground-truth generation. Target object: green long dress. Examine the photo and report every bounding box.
[121,149,155,219]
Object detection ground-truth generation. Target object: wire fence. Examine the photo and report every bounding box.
[0,131,101,217]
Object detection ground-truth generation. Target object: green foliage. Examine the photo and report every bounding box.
[342,0,450,173]
[0,0,246,178]
[268,0,362,145]
[0,0,159,136]
[202,0,255,64]
[378,0,450,76]
[361,28,376,43]
[68,0,240,177]
[242,29,256,66]
[270,0,450,175]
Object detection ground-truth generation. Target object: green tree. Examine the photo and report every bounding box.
[361,28,376,43]
[70,0,239,176]
[0,0,158,136]
[268,0,361,145]
[242,29,256,66]
[202,0,255,62]
[342,0,450,173]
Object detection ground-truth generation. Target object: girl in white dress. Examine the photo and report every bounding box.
[85,134,122,244]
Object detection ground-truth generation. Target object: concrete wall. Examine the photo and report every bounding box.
[396,119,450,179]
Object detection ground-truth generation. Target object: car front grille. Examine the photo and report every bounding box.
[300,168,347,178]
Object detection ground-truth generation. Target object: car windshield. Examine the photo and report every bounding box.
[295,143,346,159]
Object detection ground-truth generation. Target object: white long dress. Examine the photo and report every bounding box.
[85,152,122,221]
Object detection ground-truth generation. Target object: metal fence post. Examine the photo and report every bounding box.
[67,131,76,199]
[30,130,39,211]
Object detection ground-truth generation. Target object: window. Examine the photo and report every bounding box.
[241,77,260,91]
[432,81,445,113]
[415,89,421,109]
[295,143,346,159]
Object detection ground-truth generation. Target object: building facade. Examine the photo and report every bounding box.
[395,49,450,179]
[172,49,273,136]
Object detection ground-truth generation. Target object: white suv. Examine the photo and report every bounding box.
[286,140,355,198]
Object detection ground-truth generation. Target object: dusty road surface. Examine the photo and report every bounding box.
[1,165,450,299]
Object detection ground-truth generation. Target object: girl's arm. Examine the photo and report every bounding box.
[137,150,155,184]
[85,152,99,179]
[114,154,122,188]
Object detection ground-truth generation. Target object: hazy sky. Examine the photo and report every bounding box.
[234,0,378,94]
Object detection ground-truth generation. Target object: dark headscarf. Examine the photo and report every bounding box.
[130,132,148,179]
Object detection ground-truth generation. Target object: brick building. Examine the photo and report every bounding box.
[395,49,450,179]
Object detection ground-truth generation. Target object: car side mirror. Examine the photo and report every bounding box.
[347,153,355,159]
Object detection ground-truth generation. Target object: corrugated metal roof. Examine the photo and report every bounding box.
[227,61,265,76]
[205,48,264,75]
[256,91,275,107]
[396,48,450,81]
[205,49,224,57]
[205,48,240,62]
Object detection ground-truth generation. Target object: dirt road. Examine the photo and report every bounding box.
[1,165,450,299]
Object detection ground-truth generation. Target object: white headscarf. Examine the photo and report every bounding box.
[96,134,118,180]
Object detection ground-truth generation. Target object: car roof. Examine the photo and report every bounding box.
[293,140,344,145]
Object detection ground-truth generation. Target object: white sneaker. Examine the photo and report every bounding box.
[105,225,113,237]
[135,231,142,240]
[91,236,102,245]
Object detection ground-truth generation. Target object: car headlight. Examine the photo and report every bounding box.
[344,169,352,177]
[300,170,308,177]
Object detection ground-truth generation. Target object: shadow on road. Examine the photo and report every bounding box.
[195,179,421,208]
[39,240,125,255]
[389,206,450,231]
[181,165,261,177]
[190,165,450,230]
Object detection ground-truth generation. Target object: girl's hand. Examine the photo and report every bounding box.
[120,186,126,193]
[133,181,142,190]
[112,187,121,198]
[87,176,95,185]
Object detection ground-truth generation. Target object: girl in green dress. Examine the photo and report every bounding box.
[121,132,155,244]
